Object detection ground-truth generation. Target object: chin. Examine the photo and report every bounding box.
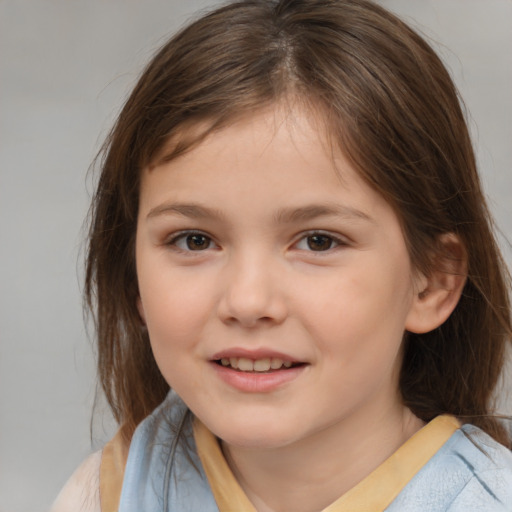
[204,416,303,450]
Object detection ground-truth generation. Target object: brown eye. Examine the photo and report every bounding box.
[185,234,211,250]
[170,232,215,252]
[306,234,335,251]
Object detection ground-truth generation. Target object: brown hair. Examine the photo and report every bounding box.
[86,0,512,445]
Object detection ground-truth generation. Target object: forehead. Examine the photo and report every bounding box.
[138,105,400,232]
[148,99,336,169]
[144,105,343,191]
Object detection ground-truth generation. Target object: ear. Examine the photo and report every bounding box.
[136,297,147,325]
[405,233,467,334]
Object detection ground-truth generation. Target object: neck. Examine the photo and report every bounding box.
[221,404,425,512]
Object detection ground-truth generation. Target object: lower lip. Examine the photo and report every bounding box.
[211,362,306,393]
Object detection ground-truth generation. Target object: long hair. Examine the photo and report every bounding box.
[85,0,512,445]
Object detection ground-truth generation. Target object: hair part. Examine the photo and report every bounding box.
[86,0,512,445]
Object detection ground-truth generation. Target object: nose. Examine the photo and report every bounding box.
[217,252,288,328]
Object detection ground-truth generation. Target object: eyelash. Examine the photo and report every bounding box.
[294,231,348,253]
[165,230,218,253]
[165,229,348,254]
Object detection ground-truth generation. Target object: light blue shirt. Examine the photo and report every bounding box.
[119,392,512,511]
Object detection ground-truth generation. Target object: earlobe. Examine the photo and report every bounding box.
[405,233,467,334]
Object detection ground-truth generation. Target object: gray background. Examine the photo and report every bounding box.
[1,1,511,511]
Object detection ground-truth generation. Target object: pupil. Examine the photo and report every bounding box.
[186,234,209,250]
[307,235,332,251]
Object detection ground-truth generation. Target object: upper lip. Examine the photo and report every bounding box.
[211,347,303,362]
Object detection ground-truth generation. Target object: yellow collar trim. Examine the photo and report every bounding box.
[194,419,257,511]
[193,415,460,512]
[100,430,129,512]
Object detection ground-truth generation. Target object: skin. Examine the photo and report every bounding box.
[135,105,453,512]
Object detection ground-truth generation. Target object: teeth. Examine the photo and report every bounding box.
[253,358,271,372]
[238,357,254,371]
[219,357,295,372]
[270,357,283,369]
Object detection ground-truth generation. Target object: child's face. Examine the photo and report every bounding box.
[136,106,423,449]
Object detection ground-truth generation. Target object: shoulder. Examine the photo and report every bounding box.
[50,451,102,512]
[449,424,512,479]
[118,392,219,511]
[443,425,512,511]
[388,424,512,511]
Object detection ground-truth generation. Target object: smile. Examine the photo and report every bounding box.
[216,357,296,372]
[210,351,308,392]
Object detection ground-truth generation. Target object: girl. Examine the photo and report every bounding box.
[52,0,512,510]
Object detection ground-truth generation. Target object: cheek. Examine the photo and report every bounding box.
[137,259,215,352]
[300,266,412,360]
[143,286,208,341]
[140,278,212,388]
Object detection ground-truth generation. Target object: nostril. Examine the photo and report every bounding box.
[217,270,288,327]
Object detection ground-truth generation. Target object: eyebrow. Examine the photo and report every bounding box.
[273,204,374,224]
[147,201,373,224]
[147,202,225,220]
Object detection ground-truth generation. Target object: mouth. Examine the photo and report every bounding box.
[214,357,304,373]
[211,351,308,392]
